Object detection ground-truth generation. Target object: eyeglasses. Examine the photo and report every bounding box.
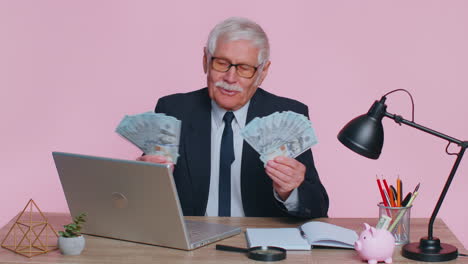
[210,57,260,79]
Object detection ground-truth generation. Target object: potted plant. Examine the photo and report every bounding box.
[57,212,87,255]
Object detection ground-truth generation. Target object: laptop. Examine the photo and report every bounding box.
[52,151,241,250]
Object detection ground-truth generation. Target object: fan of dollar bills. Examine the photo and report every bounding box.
[241,111,318,164]
[115,112,182,164]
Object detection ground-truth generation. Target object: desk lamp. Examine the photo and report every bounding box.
[337,89,467,262]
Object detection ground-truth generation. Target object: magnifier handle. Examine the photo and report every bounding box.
[216,244,248,253]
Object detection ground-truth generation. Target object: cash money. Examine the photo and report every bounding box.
[376,215,392,230]
[241,111,318,165]
[115,112,182,164]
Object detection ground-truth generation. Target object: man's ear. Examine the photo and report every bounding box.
[203,47,208,73]
[256,61,271,86]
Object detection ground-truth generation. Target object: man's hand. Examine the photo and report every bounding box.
[137,155,175,171]
[265,156,306,201]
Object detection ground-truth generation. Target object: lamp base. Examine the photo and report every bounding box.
[402,237,458,262]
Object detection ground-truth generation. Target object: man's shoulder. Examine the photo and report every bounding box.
[158,88,208,103]
[155,88,210,117]
[255,88,308,113]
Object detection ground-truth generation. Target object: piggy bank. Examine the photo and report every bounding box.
[354,223,395,264]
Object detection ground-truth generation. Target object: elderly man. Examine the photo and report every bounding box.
[138,17,328,218]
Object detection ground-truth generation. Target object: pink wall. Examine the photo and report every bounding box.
[1,1,467,250]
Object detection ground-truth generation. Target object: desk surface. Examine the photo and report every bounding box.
[0,213,466,263]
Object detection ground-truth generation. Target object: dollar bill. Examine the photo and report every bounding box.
[116,112,182,163]
[241,111,318,165]
[376,215,392,230]
[260,126,318,164]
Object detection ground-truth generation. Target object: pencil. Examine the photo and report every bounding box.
[376,176,390,207]
[390,185,398,206]
[383,177,395,207]
[401,192,412,206]
[388,191,419,232]
[397,176,402,207]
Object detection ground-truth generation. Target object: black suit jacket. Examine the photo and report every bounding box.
[154,88,329,218]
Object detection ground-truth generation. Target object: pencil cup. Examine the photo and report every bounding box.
[378,203,412,245]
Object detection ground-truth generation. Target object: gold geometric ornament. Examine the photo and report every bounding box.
[1,199,59,257]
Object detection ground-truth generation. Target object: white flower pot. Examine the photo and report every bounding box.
[58,235,85,255]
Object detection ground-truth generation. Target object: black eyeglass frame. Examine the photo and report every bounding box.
[210,56,262,79]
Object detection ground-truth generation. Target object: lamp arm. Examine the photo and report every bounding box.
[384,111,468,239]
[384,112,463,145]
[425,147,466,239]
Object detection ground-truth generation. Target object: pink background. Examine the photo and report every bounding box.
[1,1,467,250]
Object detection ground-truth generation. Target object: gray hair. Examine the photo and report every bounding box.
[206,17,270,65]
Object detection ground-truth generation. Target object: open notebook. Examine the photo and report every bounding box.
[246,221,358,250]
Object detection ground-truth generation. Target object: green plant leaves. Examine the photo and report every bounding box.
[61,212,87,238]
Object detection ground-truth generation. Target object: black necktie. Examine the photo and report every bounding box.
[219,111,235,216]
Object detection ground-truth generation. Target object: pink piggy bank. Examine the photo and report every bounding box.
[354,223,395,264]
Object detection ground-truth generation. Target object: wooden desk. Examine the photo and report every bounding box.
[0,213,466,263]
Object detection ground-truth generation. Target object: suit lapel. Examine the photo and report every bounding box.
[241,89,265,214]
[185,90,212,215]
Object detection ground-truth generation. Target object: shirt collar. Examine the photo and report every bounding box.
[211,100,250,129]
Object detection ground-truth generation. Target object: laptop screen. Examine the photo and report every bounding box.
[53,152,191,249]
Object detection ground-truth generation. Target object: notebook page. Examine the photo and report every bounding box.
[245,228,311,250]
[300,221,358,248]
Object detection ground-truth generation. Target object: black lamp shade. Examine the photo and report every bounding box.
[338,114,384,159]
[337,99,388,159]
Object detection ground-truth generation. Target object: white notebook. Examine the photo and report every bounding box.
[246,221,358,250]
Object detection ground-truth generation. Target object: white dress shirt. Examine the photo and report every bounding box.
[205,100,299,216]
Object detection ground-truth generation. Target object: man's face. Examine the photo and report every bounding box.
[204,39,270,111]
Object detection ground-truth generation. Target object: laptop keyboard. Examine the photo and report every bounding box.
[185,220,225,242]
[188,229,205,241]
[186,221,209,241]
[184,220,241,248]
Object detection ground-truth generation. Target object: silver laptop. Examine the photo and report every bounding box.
[53,151,241,250]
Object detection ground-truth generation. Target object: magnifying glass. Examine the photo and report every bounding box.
[216,244,287,261]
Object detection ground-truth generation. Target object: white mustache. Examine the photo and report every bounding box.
[215,81,243,92]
